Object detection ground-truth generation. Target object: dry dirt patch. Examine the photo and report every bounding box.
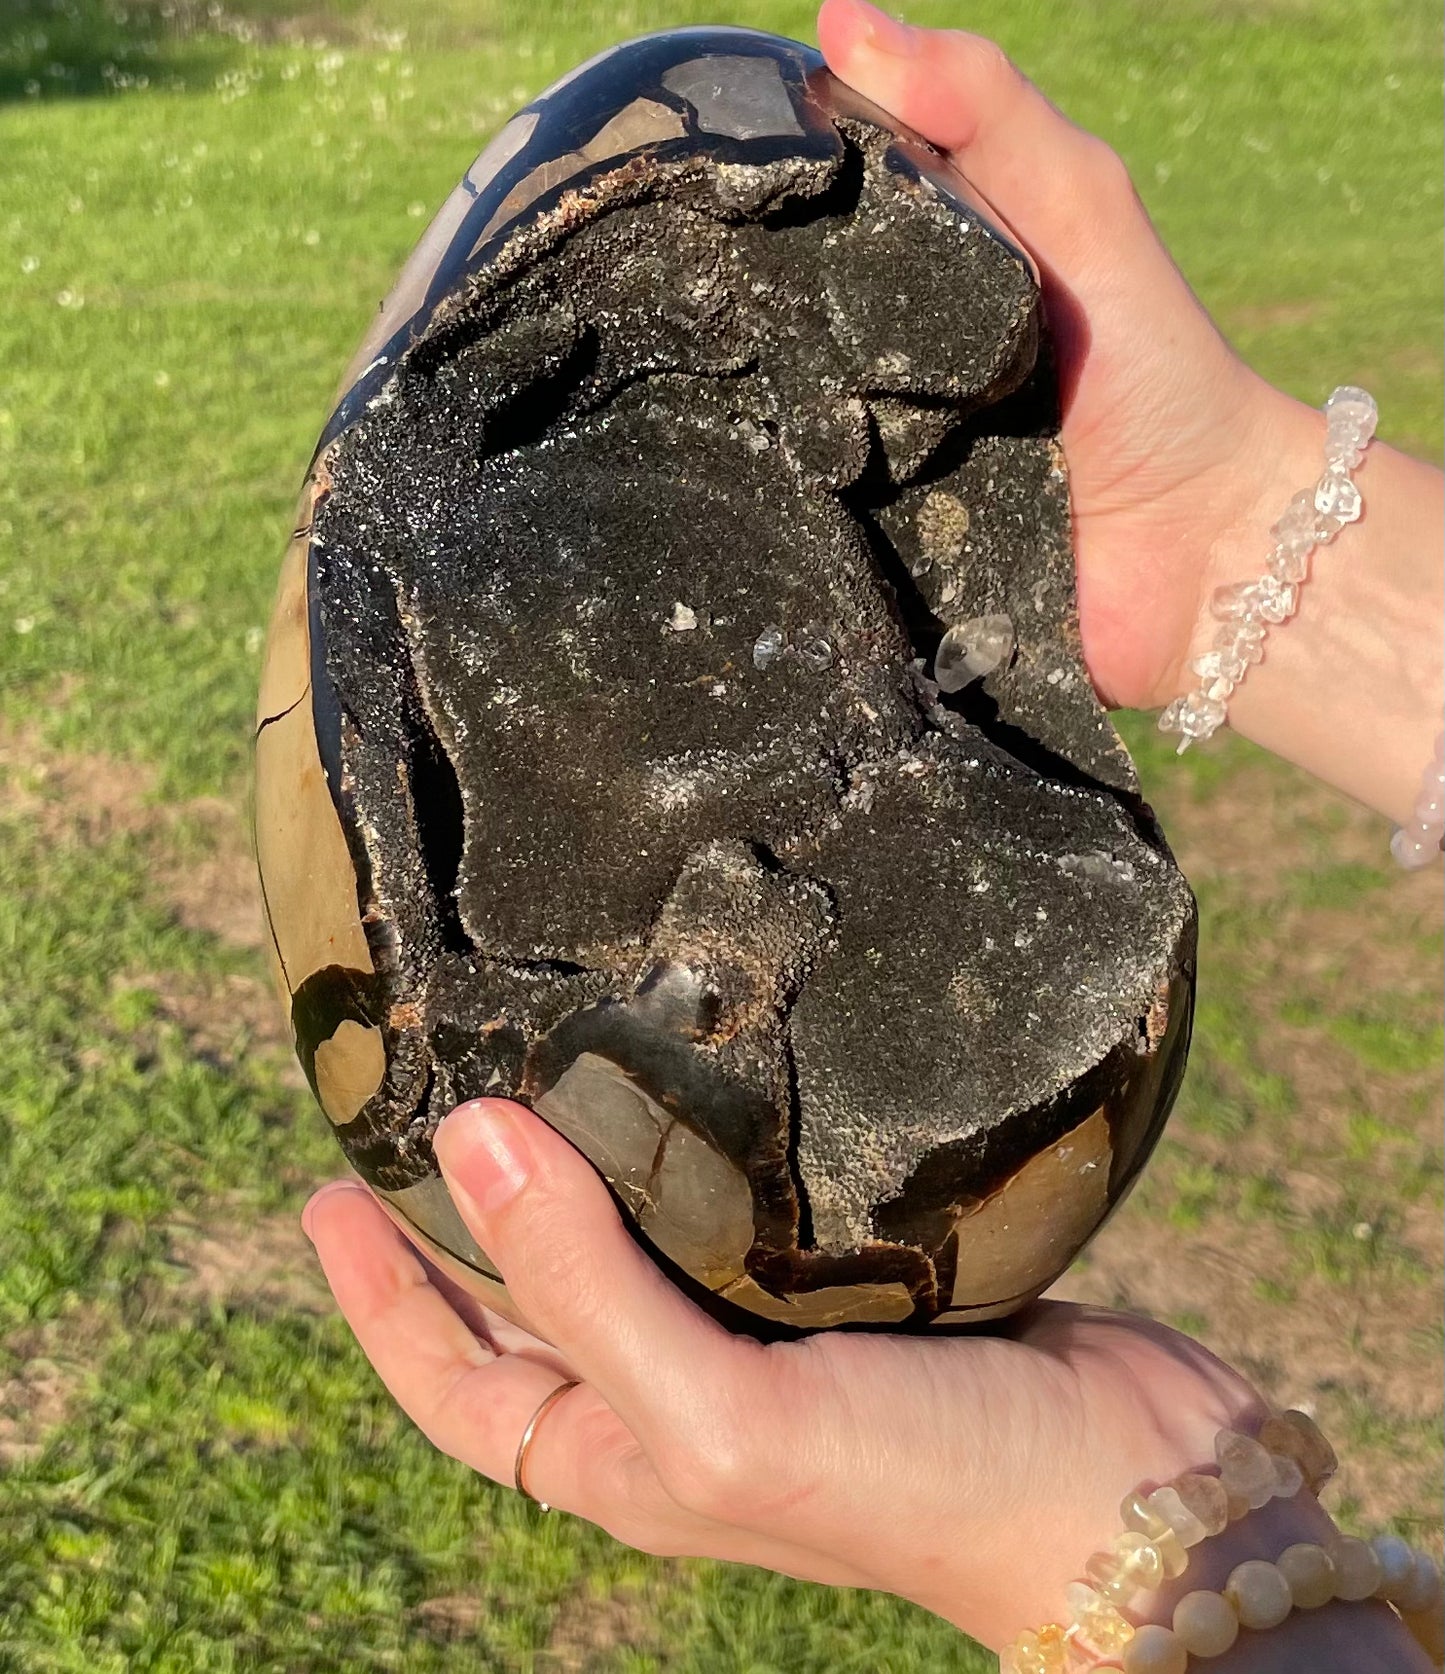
[3,728,318,1452]
[410,1593,488,1644]
[162,1207,333,1320]
[0,1336,89,1467]
[543,1582,665,1670]
[1,1202,331,1467]
[3,723,284,1053]
[0,730,159,841]
[0,724,268,951]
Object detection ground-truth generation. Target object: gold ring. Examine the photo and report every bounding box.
[512,1379,581,1512]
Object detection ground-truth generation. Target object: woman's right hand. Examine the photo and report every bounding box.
[816,0,1312,717]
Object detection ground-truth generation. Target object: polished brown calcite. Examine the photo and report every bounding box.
[254,28,1196,1335]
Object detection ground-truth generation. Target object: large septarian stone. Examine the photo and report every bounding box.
[254,27,1196,1335]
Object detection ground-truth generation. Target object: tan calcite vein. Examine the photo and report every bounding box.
[253,701,374,981]
[469,99,687,259]
[948,1107,1113,1308]
[719,1274,915,1327]
[313,1019,387,1126]
[253,470,374,1020]
[537,1052,755,1291]
[255,472,326,731]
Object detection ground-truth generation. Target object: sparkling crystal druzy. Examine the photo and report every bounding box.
[255,28,1197,1334]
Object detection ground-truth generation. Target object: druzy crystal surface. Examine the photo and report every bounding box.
[254,28,1197,1334]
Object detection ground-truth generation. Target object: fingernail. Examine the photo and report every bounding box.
[301,1179,365,1243]
[852,0,918,56]
[435,1100,532,1217]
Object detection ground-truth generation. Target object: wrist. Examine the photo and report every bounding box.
[935,1317,1268,1649]
[982,1380,1443,1673]
[1127,1496,1435,1673]
[1160,378,1326,705]
[1153,378,1445,823]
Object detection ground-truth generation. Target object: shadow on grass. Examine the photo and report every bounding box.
[0,0,254,102]
[0,0,416,104]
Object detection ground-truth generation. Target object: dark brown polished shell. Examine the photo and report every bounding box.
[254,27,1196,1335]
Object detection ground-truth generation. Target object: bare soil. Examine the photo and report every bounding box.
[542,1581,665,1670]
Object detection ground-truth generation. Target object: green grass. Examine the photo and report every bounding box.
[1,0,1441,1666]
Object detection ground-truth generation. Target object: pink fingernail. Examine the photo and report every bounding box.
[853,0,918,57]
[435,1100,532,1216]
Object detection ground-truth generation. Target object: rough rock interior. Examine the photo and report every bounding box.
[308,114,1195,1330]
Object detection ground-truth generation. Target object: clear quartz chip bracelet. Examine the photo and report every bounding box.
[1392,730,1445,869]
[1158,386,1378,752]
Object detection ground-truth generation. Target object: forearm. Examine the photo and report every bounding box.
[1193,378,1444,827]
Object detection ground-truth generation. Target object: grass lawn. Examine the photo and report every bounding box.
[0,0,1440,1668]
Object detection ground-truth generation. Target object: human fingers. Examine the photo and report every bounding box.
[304,1179,870,1581]
[304,1181,582,1453]
[432,1099,805,1517]
[412,1241,579,1373]
[817,0,1142,279]
[305,1182,684,1534]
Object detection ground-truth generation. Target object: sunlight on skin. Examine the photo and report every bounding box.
[819,0,1444,825]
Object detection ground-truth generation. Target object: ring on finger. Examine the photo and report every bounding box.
[513,1379,581,1512]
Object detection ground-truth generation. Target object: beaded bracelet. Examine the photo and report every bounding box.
[1158,386,1378,752]
[1002,1410,1445,1673]
[1393,731,1445,870]
[1111,1532,1445,1673]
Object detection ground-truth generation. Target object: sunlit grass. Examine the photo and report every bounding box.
[1,0,1440,1662]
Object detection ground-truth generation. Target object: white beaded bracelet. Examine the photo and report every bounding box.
[1158,386,1378,752]
[1001,1412,1445,1674]
[1392,731,1445,869]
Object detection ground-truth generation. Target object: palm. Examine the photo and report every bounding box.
[423,1272,1245,1640]
[1054,303,1271,710]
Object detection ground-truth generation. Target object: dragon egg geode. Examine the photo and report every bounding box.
[254,28,1196,1335]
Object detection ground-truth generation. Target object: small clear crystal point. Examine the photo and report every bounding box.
[1267,544,1310,583]
[751,624,784,670]
[1196,645,1251,683]
[1324,437,1364,471]
[1254,577,1298,623]
[1181,691,1227,735]
[1271,489,1318,548]
[1324,385,1378,444]
[1212,623,1264,659]
[799,624,834,672]
[934,613,1015,692]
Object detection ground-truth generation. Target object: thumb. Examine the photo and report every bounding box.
[433,1097,770,1451]
[816,0,1141,278]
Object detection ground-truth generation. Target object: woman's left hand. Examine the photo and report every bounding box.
[304,1098,1265,1650]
